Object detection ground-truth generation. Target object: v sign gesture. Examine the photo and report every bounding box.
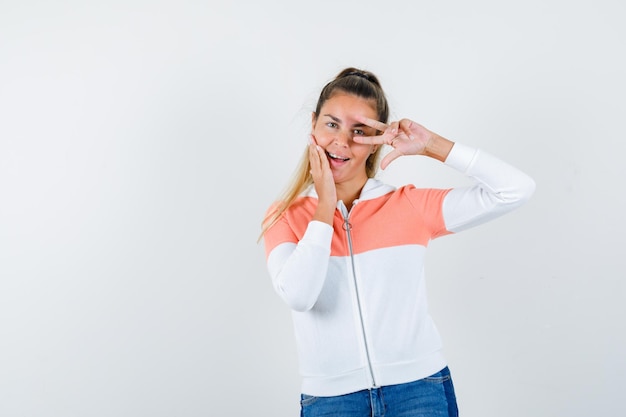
[353,116,454,169]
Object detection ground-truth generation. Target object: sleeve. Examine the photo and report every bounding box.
[264,217,333,312]
[442,142,536,233]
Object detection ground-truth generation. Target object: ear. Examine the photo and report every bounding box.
[311,112,317,130]
[371,145,378,154]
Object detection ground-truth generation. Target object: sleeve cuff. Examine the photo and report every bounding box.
[444,142,480,174]
[302,220,334,247]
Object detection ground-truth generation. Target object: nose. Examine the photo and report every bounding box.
[333,130,351,147]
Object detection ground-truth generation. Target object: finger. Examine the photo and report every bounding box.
[354,124,398,145]
[353,133,388,145]
[399,119,421,140]
[310,143,330,174]
[399,126,415,141]
[316,144,330,170]
[309,143,320,171]
[395,131,411,143]
[355,115,389,132]
[380,149,402,170]
[399,118,415,130]
[377,121,399,144]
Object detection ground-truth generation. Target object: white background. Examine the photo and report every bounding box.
[1,1,624,416]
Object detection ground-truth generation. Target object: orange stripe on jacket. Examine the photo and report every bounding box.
[263,186,453,258]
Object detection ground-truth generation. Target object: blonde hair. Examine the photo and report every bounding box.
[259,67,389,241]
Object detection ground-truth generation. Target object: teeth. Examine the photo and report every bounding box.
[328,152,349,161]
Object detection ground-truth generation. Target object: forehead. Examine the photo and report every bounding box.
[321,93,378,118]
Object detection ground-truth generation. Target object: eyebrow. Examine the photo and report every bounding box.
[322,114,367,128]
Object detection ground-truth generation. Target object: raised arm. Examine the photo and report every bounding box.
[354,116,535,231]
[442,142,535,232]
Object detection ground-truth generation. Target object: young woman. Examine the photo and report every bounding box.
[260,67,535,417]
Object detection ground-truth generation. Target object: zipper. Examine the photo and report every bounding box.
[339,201,378,388]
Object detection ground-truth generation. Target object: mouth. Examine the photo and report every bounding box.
[326,151,350,162]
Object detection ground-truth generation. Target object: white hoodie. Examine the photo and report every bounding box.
[263,143,535,396]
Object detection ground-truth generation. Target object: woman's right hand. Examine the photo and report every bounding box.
[309,135,337,225]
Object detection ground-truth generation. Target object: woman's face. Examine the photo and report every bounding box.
[311,93,379,185]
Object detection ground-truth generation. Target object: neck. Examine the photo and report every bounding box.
[335,177,368,211]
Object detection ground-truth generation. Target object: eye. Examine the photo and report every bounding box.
[353,129,365,136]
[326,122,338,129]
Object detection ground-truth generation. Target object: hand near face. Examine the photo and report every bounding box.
[353,117,440,170]
[309,135,337,208]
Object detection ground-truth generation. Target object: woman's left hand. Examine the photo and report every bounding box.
[354,117,440,170]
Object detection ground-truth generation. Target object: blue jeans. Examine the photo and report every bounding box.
[300,367,458,417]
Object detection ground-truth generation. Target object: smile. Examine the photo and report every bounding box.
[326,152,350,162]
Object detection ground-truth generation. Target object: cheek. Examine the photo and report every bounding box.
[312,127,332,147]
[353,144,374,158]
